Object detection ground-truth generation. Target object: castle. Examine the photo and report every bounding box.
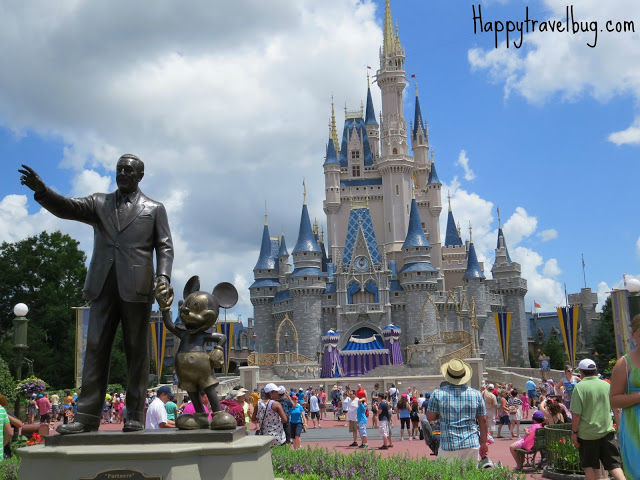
[249,0,530,375]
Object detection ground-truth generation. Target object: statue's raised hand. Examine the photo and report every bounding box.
[18,165,46,193]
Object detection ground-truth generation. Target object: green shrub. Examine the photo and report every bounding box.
[271,447,525,480]
[0,455,20,480]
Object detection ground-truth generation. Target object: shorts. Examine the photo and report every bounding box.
[290,423,303,438]
[358,422,367,438]
[40,413,50,423]
[319,403,326,410]
[378,419,391,437]
[527,389,536,399]
[578,432,622,471]
[311,411,320,420]
[400,417,411,429]
[51,405,60,414]
[349,420,358,433]
[438,446,480,461]
[499,415,511,425]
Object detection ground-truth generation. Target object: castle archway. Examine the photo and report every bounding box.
[339,322,383,350]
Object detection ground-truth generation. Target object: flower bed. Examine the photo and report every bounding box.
[545,424,581,475]
[271,447,525,480]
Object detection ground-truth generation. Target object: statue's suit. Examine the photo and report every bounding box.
[35,186,173,426]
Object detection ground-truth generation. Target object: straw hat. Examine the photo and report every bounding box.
[440,358,472,385]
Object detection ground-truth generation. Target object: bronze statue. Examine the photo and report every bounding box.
[155,276,238,430]
[19,155,173,434]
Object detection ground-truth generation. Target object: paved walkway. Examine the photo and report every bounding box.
[47,415,546,479]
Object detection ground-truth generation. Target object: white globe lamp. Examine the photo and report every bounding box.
[13,303,29,317]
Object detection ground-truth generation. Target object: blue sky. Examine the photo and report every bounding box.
[1,0,639,322]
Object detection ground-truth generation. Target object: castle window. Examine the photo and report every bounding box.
[352,165,361,177]
[394,292,399,297]
[304,277,307,281]
[407,204,409,213]
[396,185,399,195]
[351,150,360,159]
[328,295,332,299]
[388,222,391,232]
[256,288,260,291]
[421,222,425,229]
[417,272,421,276]
[393,148,398,154]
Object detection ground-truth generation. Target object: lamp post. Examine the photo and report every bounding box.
[13,303,29,427]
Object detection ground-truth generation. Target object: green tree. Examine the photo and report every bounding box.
[543,334,567,370]
[0,355,15,403]
[0,231,87,388]
[591,295,617,373]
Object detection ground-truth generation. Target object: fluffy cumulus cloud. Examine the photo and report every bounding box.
[440,180,564,310]
[0,0,383,319]
[455,150,475,181]
[468,0,640,144]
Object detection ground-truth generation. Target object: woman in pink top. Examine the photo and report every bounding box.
[182,393,212,421]
[510,410,545,472]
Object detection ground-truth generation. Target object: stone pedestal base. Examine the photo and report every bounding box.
[18,428,275,480]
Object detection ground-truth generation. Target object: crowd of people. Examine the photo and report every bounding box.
[1,314,638,478]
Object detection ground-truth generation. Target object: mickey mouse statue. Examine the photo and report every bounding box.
[155,276,239,430]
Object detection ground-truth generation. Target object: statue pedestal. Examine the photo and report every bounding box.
[18,428,275,480]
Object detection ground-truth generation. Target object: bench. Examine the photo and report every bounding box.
[515,426,546,471]
[16,423,49,439]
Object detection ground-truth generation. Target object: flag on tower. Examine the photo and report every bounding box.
[367,65,371,69]
[534,301,541,309]
[411,74,416,78]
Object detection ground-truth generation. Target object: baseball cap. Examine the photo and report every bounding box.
[532,410,545,421]
[157,385,172,396]
[488,384,494,389]
[278,386,286,395]
[578,359,597,371]
[264,383,278,393]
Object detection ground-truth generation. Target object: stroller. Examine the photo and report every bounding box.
[420,417,440,456]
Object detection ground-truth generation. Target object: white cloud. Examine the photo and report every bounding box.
[71,170,112,197]
[537,229,558,242]
[513,246,565,310]
[455,150,475,181]
[503,207,537,246]
[468,0,640,144]
[0,0,382,320]
[609,117,640,146]
[597,281,610,312]
[542,258,562,278]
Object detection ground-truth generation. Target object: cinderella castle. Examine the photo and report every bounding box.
[249,0,529,376]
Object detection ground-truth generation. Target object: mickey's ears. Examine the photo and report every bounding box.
[183,276,201,299]
[213,282,238,309]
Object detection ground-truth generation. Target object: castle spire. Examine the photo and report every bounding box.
[444,200,463,247]
[402,199,430,249]
[293,203,321,254]
[365,82,378,126]
[383,0,396,54]
[330,96,340,153]
[412,80,425,140]
[463,224,485,280]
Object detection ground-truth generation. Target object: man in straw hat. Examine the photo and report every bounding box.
[426,358,488,461]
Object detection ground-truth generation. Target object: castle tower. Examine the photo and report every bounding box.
[425,156,442,269]
[399,197,438,343]
[250,214,280,354]
[323,134,341,260]
[410,83,429,187]
[568,288,599,347]
[278,232,291,284]
[489,216,529,367]
[365,74,379,160]
[441,194,466,289]
[377,0,413,262]
[290,197,326,358]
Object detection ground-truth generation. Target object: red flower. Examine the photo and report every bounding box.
[559,438,565,444]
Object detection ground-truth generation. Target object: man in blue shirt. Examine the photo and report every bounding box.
[525,377,537,408]
[427,358,488,461]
